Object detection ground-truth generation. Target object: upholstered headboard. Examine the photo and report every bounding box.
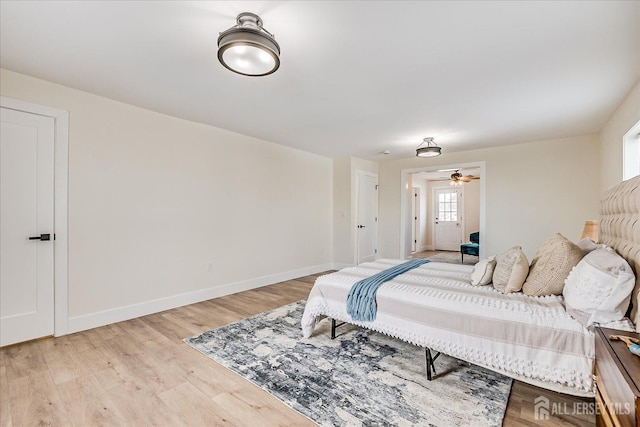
[599,175,640,329]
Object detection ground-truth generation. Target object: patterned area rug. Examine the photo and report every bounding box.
[185,301,512,426]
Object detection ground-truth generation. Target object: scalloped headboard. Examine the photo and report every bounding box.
[599,175,640,329]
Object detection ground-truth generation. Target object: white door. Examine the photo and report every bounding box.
[411,188,419,253]
[434,188,463,251]
[356,173,378,264]
[1,107,55,347]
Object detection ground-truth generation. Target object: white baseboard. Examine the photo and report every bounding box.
[331,262,353,270]
[66,263,333,335]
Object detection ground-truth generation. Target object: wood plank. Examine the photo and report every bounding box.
[38,336,93,385]
[158,382,235,426]
[6,370,70,426]
[92,322,127,342]
[116,317,165,344]
[211,387,315,426]
[0,353,13,427]
[106,382,186,426]
[55,373,127,426]
[2,339,49,382]
[507,381,595,426]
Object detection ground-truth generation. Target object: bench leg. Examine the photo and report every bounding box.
[330,318,346,340]
[425,347,440,380]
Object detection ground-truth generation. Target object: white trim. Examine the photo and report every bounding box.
[623,120,640,180]
[400,161,486,260]
[0,96,69,337]
[411,186,420,253]
[68,263,333,334]
[331,262,354,270]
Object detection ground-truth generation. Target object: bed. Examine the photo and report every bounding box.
[301,175,640,397]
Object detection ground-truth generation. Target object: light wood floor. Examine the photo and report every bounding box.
[411,249,479,265]
[0,272,594,426]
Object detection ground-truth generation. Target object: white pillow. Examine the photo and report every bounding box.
[576,237,599,253]
[470,256,496,286]
[493,246,529,293]
[562,247,635,327]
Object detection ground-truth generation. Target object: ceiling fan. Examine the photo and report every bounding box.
[450,170,480,186]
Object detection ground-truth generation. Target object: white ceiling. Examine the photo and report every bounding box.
[1,1,638,160]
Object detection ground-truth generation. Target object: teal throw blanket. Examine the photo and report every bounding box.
[346,259,430,322]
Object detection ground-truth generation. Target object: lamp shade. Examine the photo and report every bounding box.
[416,137,442,157]
[580,220,598,242]
[218,13,280,77]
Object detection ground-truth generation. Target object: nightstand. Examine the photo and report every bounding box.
[595,327,640,427]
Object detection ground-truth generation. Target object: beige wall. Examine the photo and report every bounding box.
[1,69,333,329]
[464,179,481,237]
[600,80,640,191]
[379,135,601,261]
[332,158,352,265]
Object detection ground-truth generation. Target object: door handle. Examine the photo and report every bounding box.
[28,233,51,241]
[357,225,366,229]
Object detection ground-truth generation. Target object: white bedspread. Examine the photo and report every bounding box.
[302,259,596,397]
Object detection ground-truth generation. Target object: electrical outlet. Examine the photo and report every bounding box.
[207,262,214,271]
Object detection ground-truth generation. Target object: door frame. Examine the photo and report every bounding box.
[432,186,464,251]
[354,170,378,264]
[1,96,69,337]
[411,187,419,253]
[400,161,485,260]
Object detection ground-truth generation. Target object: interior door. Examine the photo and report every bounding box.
[1,107,55,347]
[434,188,463,251]
[356,173,378,264]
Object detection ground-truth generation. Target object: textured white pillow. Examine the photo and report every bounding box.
[470,256,496,286]
[563,247,635,327]
[493,246,529,293]
[522,233,584,297]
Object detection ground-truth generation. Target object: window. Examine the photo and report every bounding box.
[438,190,458,221]
[624,120,640,180]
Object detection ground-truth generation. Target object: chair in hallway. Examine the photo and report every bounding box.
[460,232,479,262]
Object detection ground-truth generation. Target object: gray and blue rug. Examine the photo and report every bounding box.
[185,301,512,426]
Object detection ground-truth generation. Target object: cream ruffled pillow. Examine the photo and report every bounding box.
[470,256,496,286]
[522,233,584,297]
[493,247,529,293]
[563,247,635,327]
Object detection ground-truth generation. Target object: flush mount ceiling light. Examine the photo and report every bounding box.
[217,12,280,77]
[416,137,442,157]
